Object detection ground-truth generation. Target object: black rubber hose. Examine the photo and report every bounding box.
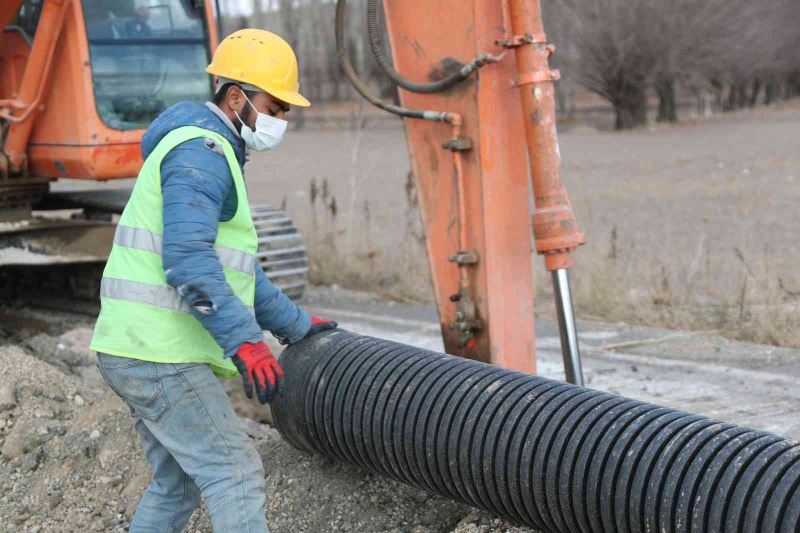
[272,331,800,532]
[365,0,497,94]
[334,0,454,122]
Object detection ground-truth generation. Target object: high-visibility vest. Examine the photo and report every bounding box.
[90,126,257,377]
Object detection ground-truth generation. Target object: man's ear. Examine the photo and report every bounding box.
[226,85,244,114]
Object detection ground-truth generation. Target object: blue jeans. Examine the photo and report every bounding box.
[96,353,269,533]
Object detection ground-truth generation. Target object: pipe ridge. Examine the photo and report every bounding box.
[457,372,529,510]
[549,393,621,532]
[396,357,455,489]
[493,379,562,524]
[349,344,415,473]
[509,382,577,529]
[572,400,646,533]
[629,414,704,533]
[709,432,778,531]
[306,335,367,454]
[747,446,800,532]
[324,338,386,463]
[372,350,430,480]
[600,407,675,533]
[643,418,720,533]
[675,427,757,531]
[418,361,485,497]
[384,354,449,483]
[722,442,800,532]
[440,367,510,506]
[670,426,754,533]
[472,375,540,514]
[585,404,662,533]
[336,341,399,469]
[527,387,599,532]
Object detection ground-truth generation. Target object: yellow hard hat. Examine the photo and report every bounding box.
[207,29,310,108]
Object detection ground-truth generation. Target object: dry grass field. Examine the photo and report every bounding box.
[247,100,800,347]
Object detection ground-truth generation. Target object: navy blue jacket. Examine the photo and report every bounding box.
[141,102,310,356]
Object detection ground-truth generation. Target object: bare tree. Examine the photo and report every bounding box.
[547,0,800,128]
[548,0,668,129]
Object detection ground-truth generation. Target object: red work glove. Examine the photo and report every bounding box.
[304,316,338,340]
[232,341,284,404]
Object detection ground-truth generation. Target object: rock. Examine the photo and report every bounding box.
[455,511,481,530]
[89,430,101,440]
[73,395,86,407]
[0,385,17,412]
[20,447,43,472]
[98,443,116,469]
[46,391,66,403]
[48,493,62,510]
[411,490,429,503]
[33,407,54,419]
[2,433,26,459]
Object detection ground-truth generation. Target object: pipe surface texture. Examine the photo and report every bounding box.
[272,331,800,532]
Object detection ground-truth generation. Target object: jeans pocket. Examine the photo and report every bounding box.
[96,354,169,422]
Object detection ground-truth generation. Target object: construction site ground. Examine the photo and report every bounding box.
[1,285,797,532]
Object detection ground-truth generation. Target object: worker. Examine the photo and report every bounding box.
[90,29,336,532]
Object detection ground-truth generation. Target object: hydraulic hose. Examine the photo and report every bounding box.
[365,0,501,94]
[335,0,455,122]
[272,330,800,533]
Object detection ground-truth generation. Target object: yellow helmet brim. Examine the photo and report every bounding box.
[206,66,311,108]
[267,89,311,108]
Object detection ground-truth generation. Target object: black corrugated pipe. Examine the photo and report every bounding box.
[272,331,800,533]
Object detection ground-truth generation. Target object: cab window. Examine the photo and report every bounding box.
[84,0,213,130]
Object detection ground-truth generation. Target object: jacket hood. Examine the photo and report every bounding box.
[141,101,246,166]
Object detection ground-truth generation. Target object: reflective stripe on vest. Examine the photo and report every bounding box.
[113,225,256,275]
[100,277,255,315]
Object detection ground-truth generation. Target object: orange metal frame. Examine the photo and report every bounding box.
[383,0,537,372]
[1,0,220,181]
[383,0,582,371]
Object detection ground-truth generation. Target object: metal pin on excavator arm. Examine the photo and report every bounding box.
[336,0,585,383]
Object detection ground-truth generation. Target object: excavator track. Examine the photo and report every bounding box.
[252,205,309,300]
[0,217,113,300]
[1,191,309,302]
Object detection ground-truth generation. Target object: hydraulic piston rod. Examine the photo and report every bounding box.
[502,0,586,383]
[552,269,584,386]
[273,331,800,533]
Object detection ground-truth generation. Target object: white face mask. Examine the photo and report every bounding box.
[234,92,288,151]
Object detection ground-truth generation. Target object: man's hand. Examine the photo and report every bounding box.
[304,316,338,339]
[232,341,283,404]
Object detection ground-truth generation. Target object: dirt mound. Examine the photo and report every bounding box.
[0,315,533,532]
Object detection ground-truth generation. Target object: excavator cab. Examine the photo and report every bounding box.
[1,0,217,182]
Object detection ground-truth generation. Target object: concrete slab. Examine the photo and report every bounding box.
[300,286,800,440]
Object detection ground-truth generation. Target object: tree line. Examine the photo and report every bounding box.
[221,0,800,129]
[547,0,800,128]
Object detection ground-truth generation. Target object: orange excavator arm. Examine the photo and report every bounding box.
[337,0,585,382]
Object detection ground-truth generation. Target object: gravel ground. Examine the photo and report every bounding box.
[0,305,532,533]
